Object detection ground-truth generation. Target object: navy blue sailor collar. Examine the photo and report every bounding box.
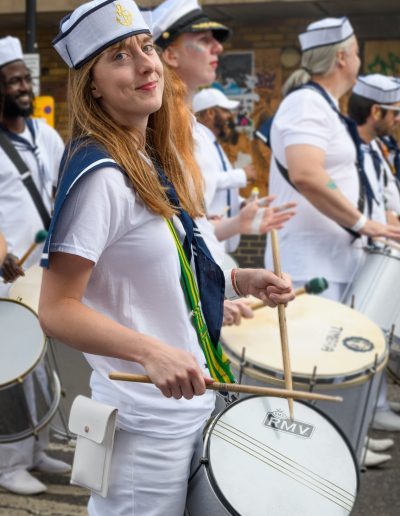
[40,138,121,268]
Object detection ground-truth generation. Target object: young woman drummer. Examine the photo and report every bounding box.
[39,1,294,514]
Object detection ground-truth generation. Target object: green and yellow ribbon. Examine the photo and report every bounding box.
[166,219,235,384]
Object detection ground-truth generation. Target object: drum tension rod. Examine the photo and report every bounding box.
[308,366,317,404]
[238,347,247,386]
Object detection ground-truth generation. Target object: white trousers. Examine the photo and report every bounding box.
[0,428,48,475]
[88,427,203,516]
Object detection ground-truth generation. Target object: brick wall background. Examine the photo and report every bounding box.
[2,11,400,268]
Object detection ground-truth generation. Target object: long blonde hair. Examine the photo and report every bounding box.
[66,44,204,219]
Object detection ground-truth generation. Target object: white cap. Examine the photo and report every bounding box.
[299,17,354,52]
[353,74,400,104]
[193,88,239,113]
[152,0,230,49]
[53,0,150,69]
[0,36,24,68]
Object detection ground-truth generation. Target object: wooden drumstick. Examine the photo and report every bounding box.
[17,230,48,266]
[251,277,328,310]
[271,229,294,419]
[108,373,343,403]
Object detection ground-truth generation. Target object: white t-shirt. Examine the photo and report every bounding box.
[193,121,246,252]
[265,87,364,283]
[50,167,215,438]
[0,119,64,297]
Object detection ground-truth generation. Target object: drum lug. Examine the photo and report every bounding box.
[199,457,209,466]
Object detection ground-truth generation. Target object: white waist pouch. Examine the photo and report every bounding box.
[69,395,118,497]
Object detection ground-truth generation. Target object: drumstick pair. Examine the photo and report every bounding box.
[108,373,342,403]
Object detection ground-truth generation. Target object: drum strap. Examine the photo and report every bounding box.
[166,218,235,384]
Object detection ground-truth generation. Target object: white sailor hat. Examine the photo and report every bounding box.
[152,0,231,50]
[53,0,151,69]
[299,17,354,52]
[193,88,239,114]
[0,36,24,68]
[353,74,400,104]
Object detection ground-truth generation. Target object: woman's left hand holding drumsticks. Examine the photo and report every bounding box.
[232,268,295,307]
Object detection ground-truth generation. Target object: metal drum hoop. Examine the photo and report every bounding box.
[224,345,389,390]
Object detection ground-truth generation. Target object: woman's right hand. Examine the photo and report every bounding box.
[141,341,214,400]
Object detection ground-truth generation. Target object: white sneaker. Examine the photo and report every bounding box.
[0,469,47,495]
[365,436,394,452]
[31,453,71,475]
[362,448,392,468]
[372,409,400,431]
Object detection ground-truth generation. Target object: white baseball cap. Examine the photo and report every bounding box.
[193,88,239,113]
[0,36,24,68]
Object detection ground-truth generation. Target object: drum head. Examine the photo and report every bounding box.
[205,396,358,516]
[10,264,43,313]
[222,295,386,381]
[0,299,44,386]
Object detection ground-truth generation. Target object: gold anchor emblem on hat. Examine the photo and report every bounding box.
[115,3,133,27]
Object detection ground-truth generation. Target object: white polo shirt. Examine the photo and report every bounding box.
[265,87,364,283]
[50,167,215,438]
[0,119,63,296]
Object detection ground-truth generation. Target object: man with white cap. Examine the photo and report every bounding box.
[348,74,400,434]
[266,17,400,302]
[193,87,258,252]
[0,36,67,495]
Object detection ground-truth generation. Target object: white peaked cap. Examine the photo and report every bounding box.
[152,0,199,42]
[0,36,24,68]
[193,88,239,113]
[152,0,230,49]
[53,0,150,69]
[299,17,354,52]
[353,74,400,104]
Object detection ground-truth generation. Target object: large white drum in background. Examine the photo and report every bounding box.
[342,242,400,341]
[186,396,359,516]
[0,299,61,442]
[9,264,92,438]
[221,295,387,462]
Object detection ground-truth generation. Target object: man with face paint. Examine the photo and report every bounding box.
[0,36,68,495]
[193,87,258,253]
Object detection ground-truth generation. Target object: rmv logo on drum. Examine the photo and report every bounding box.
[264,409,315,438]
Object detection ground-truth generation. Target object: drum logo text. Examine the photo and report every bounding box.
[321,326,343,352]
[343,336,374,353]
[264,409,315,438]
